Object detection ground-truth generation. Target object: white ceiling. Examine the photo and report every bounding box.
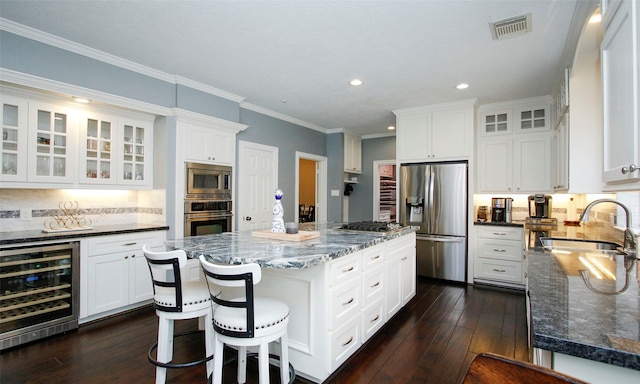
[0,0,594,136]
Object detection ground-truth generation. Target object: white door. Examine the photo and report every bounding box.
[238,141,278,231]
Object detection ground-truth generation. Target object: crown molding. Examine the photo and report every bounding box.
[172,108,248,133]
[0,68,173,116]
[362,132,396,140]
[174,75,245,103]
[240,102,327,133]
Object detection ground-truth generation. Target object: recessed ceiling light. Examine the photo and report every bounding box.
[387,126,395,130]
[456,83,469,90]
[73,97,90,103]
[350,79,363,86]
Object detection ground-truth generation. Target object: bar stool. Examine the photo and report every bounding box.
[199,255,293,384]
[142,245,219,384]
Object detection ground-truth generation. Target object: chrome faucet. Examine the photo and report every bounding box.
[579,198,637,256]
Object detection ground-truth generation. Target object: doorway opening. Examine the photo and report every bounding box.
[373,160,397,222]
[295,152,327,224]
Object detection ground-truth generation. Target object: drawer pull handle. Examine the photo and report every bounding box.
[492,268,506,273]
[343,266,354,273]
[401,256,408,261]
[371,282,380,288]
[492,232,507,236]
[342,336,354,347]
[370,315,380,323]
[122,242,137,246]
[342,298,354,306]
[492,249,506,253]
[371,255,380,260]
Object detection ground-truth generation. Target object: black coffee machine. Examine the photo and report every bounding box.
[528,194,552,219]
[491,197,512,222]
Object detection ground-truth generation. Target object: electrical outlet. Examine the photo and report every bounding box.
[20,208,31,221]
[331,189,340,197]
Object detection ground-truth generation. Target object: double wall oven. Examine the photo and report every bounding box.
[184,162,232,237]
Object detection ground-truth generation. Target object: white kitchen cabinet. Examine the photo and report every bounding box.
[81,231,166,321]
[479,109,512,136]
[394,99,476,162]
[0,94,28,182]
[257,232,415,383]
[27,100,77,184]
[184,122,234,166]
[601,0,640,187]
[343,133,362,173]
[553,113,569,191]
[385,234,416,318]
[474,225,525,288]
[477,97,553,194]
[78,111,154,188]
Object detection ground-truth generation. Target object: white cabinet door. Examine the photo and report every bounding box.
[130,250,154,303]
[477,137,512,192]
[27,101,76,184]
[479,109,512,136]
[553,115,569,191]
[602,0,640,184]
[384,251,402,319]
[431,108,471,159]
[344,133,362,173]
[87,252,129,315]
[118,118,152,186]
[396,113,430,161]
[0,95,28,182]
[78,111,116,185]
[400,245,416,305]
[185,123,234,165]
[514,104,550,133]
[514,134,552,193]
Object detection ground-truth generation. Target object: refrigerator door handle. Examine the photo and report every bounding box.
[427,166,435,233]
[417,235,465,243]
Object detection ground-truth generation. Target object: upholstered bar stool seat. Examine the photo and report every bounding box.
[143,245,220,384]
[199,255,293,384]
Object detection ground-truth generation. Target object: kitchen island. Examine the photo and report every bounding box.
[527,246,640,383]
[166,223,417,383]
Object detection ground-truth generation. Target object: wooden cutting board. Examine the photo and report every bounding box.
[251,229,320,242]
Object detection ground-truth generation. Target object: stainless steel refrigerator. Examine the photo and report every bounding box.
[399,162,467,282]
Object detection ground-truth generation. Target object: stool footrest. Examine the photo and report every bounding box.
[147,330,213,369]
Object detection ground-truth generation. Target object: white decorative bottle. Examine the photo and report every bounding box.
[271,189,285,233]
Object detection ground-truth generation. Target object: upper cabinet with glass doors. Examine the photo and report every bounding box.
[28,101,76,184]
[1,87,153,190]
[0,95,28,182]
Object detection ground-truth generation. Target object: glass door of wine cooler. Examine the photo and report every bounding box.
[0,242,79,350]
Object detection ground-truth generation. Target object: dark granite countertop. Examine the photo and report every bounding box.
[528,248,640,371]
[166,223,417,270]
[0,224,169,246]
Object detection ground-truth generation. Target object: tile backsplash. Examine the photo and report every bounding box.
[0,189,165,232]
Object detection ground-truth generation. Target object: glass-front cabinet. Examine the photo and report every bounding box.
[0,95,28,182]
[28,101,76,184]
[120,121,148,184]
[79,113,114,184]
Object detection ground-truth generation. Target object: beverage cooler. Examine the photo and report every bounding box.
[0,242,79,350]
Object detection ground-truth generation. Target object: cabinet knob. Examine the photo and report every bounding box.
[208,156,216,161]
[621,164,638,174]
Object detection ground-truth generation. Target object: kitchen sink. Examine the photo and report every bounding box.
[540,237,624,254]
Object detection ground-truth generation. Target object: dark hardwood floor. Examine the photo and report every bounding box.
[0,278,528,384]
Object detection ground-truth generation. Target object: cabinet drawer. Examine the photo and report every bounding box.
[477,239,522,262]
[477,225,523,241]
[362,244,384,271]
[475,259,523,284]
[86,231,165,256]
[329,279,361,331]
[362,266,385,304]
[330,313,361,371]
[362,296,385,342]
[328,252,361,287]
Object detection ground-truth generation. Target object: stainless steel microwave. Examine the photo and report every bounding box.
[185,162,231,199]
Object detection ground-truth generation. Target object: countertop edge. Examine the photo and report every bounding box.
[0,224,170,246]
[533,333,640,371]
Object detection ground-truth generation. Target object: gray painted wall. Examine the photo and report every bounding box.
[326,133,344,222]
[349,136,396,222]
[237,108,327,223]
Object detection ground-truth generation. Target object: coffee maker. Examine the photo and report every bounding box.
[491,197,513,222]
[528,194,552,219]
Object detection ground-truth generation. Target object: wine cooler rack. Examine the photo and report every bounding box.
[0,242,79,350]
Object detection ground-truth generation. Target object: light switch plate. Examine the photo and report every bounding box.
[331,189,340,196]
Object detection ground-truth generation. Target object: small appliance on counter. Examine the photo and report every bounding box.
[491,198,513,223]
[528,194,552,219]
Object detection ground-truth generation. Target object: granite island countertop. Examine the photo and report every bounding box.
[165,223,417,269]
[527,247,640,371]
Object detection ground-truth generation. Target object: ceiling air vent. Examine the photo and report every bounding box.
[490,13,532,40]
